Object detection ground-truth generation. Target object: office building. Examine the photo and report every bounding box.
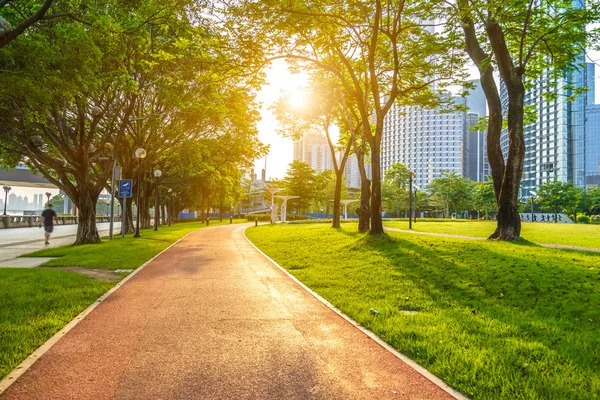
[293,132,336,173]
[381,79,488,188]
[501,61,594,194]
[344,154,372,189]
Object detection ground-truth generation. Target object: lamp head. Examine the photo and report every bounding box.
[135,148,147,159]
[154,169,162,178]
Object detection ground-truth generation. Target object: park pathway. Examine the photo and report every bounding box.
[1,224,454,400]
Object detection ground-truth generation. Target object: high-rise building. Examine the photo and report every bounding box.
[33,194,38,209]
[501,60,594,194]
[344,154,372,189]
[586,103,600,187]
[293,132,337,173]
[381,80,488,188]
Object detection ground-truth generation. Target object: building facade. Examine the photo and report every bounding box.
[500,61,595,194]
[293,132,335,173]
[381,79,489,188]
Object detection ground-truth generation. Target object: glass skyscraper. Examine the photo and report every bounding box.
[500,61,595,194]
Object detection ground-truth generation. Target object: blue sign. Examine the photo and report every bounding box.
[119,179,133,198]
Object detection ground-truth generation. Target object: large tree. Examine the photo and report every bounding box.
[456,0,600,240]
[536,180,582,222]
[235,0,466,235]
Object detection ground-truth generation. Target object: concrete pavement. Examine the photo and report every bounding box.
[1,223,455,399]
[0,222,121,264]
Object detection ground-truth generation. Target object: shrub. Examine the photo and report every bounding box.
[577,215,590,224]
[591,215,600,224]
[246,213,311,222]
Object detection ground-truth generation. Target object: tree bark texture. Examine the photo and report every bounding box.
[369,129,384,235]
[331,170,344,228]
[74,190,100,245]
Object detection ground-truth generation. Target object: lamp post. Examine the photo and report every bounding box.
[2,185,11,216]
[529,190,537,223]
[45,192,51,206]
[134,148,147,238]
[153,169,162,231]
[408,172,415,229]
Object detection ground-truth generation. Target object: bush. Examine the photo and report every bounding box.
[246,213,311,222]
[591,215,600,224]
[577,215,591,224]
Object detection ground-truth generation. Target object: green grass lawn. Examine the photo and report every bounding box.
[384,219,600,248]
[24,219,245,270]
[246,223,600,400]
[0,269,114,379]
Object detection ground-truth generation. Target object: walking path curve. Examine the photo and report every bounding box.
[1,223,455,399]
[384,226,600,253]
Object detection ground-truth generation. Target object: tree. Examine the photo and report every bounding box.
[455,0,600,240]
[586,187,600,215]
[536,181,582,222]
[235,0,467,235]
[282,161,318,213]
[428,172,473,218]
[272,74,353,228]
[381,163,411,217]
[472,180,496,219]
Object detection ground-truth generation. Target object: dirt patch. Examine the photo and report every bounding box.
[41,266,123,282]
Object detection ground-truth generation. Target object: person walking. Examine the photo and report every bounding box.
[41,203,58,245]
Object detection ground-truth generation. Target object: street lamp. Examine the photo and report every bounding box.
[529,190,537,223]
[408,171,415,229]
[153,169,162,231]
[2,185,11,216]
[134,147,147,238]
[45,192,51,206]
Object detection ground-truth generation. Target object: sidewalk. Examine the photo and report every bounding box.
[0,222,121,265]
[1,224,454,399]
[384,226,600,253]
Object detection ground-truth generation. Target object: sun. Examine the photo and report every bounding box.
[288,91,308,110]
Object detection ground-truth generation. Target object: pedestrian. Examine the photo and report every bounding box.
[41,203,58,245]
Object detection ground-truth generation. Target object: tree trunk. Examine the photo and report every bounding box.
[74,192,100,245]
[332,170,344,228]
[369,140,384,234]
[490,85,525,240]
[161,203,166,225]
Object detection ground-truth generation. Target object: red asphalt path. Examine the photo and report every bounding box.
[2,224,454,399]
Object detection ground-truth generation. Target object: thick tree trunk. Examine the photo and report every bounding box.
[490,85,525,240]
[332,171,344,228]
[74,192,100,245]
[369,138,384,235]
[161,204,166,225]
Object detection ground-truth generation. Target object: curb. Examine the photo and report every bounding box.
[0,228,198,395]
[242,225,469,400]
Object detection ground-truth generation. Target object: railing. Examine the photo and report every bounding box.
[0,215,117,229]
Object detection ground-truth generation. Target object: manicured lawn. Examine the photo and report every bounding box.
[384,220,600,248]
[0,269,113,379]
[25,220,245,270]
[246,223,600,400]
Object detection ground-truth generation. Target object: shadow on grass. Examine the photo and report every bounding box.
[352,232,599,397]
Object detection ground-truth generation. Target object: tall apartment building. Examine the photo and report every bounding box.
[381,79,489,188]
[293,132,335,172]
[500,61,595,194]
[344,154,372,189]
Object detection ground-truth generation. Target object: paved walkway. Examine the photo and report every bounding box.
[0,222,122,265]
[385,227,600,253]
[2,224,453,400]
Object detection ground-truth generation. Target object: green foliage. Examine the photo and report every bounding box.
[381,162,412,217]
[577,215,591,224]
[536,181,582,218]
[427,171,473,217]
[471,179,497,218]
[282,160,318,213]
[245,213,310,222]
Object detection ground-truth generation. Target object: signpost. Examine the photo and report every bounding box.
[118,179,133,238]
